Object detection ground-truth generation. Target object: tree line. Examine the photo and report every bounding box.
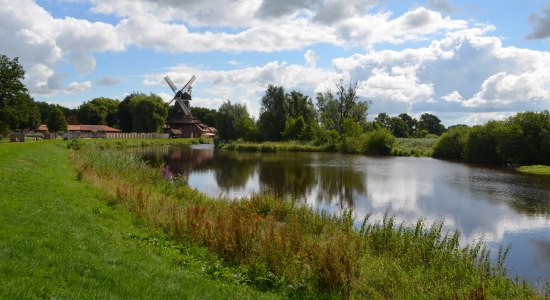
[433,111,550,165]
[214,81,447,154]
[1,54,213,135]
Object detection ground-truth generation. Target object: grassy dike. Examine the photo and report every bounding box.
[66,139,541,299]
[517,165,550,175]
[0,140,278,299]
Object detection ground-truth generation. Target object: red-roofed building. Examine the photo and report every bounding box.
[37,124,121,138]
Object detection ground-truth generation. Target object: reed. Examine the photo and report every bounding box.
[70,141,540,299]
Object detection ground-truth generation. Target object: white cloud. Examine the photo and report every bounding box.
[442,91,463,102]
[304,49,319,67]
[66,81,92,93]
[145,61,341,118]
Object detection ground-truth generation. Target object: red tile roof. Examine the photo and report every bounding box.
[37,124,121,132]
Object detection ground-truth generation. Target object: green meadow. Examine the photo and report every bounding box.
[0,140,278,299]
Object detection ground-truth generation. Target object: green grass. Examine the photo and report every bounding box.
[217,138,438,157]
[217,140,325,153]
[517,165,550,175]
[0,141,278,299]
[70,141,541,299]
[391,137,438,157]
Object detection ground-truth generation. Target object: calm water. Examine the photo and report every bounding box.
[134,144,550,284]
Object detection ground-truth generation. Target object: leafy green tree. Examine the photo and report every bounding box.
[130,94,168,133]
[215,101,256,141]
[77,97,120,127]
[398,113,417,136]
[118,93,139,132]
[0,54,36,135]
[47,106,68,133]
[388,117,409,138]
[283,91,318,141]
[464,121,504,164]
[374,113,390,128]
[191,107,217,127]
[433,125,470,159]
[417,113,445,135]
[497,111,550,165]
[317,80,370,135]
[258,85,287,141]
[28,104,41,130]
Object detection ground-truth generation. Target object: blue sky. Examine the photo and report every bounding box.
[1,0,550,126]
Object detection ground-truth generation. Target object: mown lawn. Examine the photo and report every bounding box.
[0,140,278,299]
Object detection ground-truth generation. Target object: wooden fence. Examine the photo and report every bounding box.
[105,133,169,139]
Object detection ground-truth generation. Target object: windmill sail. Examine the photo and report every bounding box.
[164,76,177,93]
[180,75,196,93]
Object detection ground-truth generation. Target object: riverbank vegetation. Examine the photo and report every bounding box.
[68,139,540,298]
[517,165,550,175]
[0,141,276,299]
[214,82,446,157]
[433,111,550,167]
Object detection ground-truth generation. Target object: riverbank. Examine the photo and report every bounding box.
[216,137,437,157]
[0,140,277,299]
[517,165,550,175]
[69,139,540,298]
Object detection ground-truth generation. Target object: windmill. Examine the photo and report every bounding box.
[164,75,196,118]
[162,74,215,138]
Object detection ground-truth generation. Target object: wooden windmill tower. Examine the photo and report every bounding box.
[164,75,216,138]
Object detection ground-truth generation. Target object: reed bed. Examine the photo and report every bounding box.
[217,141,325,153]
[70,142,540,299]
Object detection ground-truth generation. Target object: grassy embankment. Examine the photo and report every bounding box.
[217,138,438,157]
[0,140,278,299]
[517,165,550,175]
[68,138,540,298]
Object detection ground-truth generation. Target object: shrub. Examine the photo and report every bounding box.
[464,121,504,164]
[432,126,469,159]
[363,128,396,155]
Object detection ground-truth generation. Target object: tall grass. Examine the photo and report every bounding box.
[71,142,539,298]
[217,140,325,153]
[391,137,438,157]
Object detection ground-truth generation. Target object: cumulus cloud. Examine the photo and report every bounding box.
[304,49,319,67]
[66,81,93,93]
[145,61,342,117]
[333,28,550,122]
[428,0,454,14]
[526,6,550,40]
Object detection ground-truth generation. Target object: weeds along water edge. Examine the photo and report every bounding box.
[69,140,541,299]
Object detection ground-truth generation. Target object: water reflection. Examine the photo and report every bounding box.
[136,144,550,283]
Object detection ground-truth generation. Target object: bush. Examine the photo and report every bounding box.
[433,126,469,159]
[363,128,396,155]
[464,121,504,164]
[497,111,550,165]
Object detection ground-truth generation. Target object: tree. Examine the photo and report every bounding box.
[258,85,287,141]
[417,113,445,135]
[497,111,550,165]
[77,97,120,127]
[317,80,370,135]
[130,94,168,133]
[433,125,470,159]
[47,106,68,133]
[398,113,417,136]
[387,117,410,138]
[283,91,318,141]
[215,100,256,141]
[191,107,217,127]
[118,93,138,132]
[28,103,41,130]
[0,54,36,136]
